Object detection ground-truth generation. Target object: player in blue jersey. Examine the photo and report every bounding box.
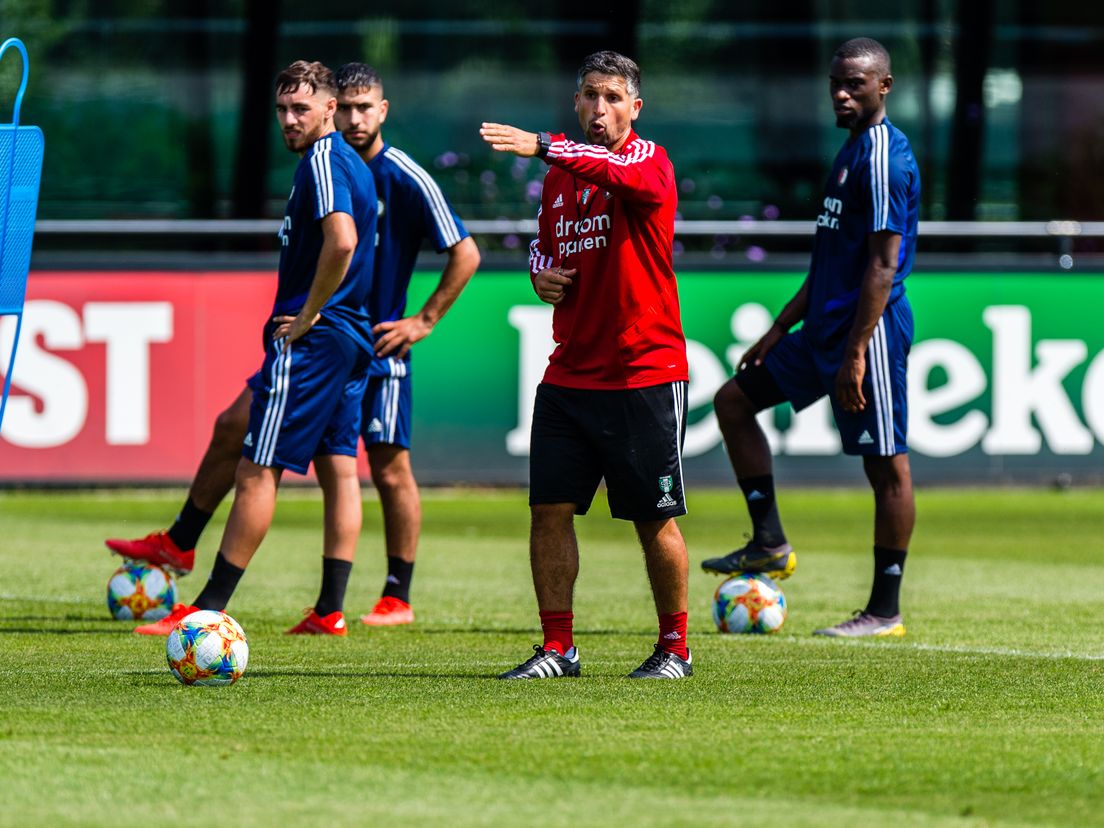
[701,38,920,638]
[133,60,379,636]
[108,63,479,632]
[332,62,480,626]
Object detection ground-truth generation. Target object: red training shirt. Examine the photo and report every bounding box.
[528,129,688,390]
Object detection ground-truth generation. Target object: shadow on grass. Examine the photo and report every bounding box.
[414,627,651,637]
[3,614,114,623]
[243,668,487,680]
[0,627,134,635]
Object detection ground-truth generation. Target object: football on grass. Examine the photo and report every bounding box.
[712,573,787,634]
[106,562,176,621]
[166,610,249,686]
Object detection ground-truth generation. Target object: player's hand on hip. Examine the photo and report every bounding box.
[372,316,429,359]
[480,122,539,157]
[534,266,575,305]
[740,325,783,369]
[272,313,319,350]
[835,353,867,413]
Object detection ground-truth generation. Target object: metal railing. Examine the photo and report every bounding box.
[32,218,1104,238]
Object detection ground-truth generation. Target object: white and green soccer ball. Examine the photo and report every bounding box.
[166,610,249,687]
[712,573,787,634]
[106,562,176,621]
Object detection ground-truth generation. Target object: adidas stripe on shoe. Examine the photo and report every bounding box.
[628,645,693,679]
[497,644,580,680]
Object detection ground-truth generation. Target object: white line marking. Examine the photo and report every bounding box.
[723,633,1104,661]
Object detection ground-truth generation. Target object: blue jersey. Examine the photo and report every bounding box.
[805,118,920,346]
[367,144,468,367]
[275,131,378,352]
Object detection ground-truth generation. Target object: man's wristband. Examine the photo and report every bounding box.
[536,131,551,158]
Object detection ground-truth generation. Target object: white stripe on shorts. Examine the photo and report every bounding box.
[386,377,400,443]
[256,339,292,466]
[671,380,687,506]
[866,319,895,455]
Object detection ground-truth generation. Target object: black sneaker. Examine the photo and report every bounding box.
[497,644,581,680]
[700,539,796,580]
[628,646,693,679]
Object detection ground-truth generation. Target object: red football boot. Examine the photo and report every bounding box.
[105,531,195,575]
[360,596,414,627]
[134,603,200,636]
[287,609,348,636]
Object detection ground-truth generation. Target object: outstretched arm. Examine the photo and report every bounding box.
[479,122,670,205]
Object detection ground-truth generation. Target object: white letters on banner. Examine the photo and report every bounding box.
[981,305,1094,455]
[507,302,1104,459]
[3,298,1102,459]
[0,300,173,448]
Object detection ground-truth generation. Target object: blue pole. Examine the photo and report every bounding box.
[0,37,30,431]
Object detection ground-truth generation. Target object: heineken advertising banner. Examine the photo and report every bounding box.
[410,270,1104,486]
[1,270,1102,484]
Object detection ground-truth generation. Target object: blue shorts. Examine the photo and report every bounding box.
[245,326,369,474]
[765,296,913,456]
[359,356,412,450]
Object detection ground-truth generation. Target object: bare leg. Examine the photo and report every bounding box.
[314,454,363,562]
[635,518,688,615]
[189,386,252,513]
[530,503,579,611]
[713,378,773,479]
[863,454,915,549]
[217,458,282,569]
[367,444,421,563]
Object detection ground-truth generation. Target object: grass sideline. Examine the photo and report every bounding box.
[1,487,1103,827]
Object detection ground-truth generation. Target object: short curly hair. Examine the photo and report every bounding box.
[335,63,383,94]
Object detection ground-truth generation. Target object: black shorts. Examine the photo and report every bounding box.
[529,381,688,522]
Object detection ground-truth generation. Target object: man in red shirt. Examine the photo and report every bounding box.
[481,51,692,680]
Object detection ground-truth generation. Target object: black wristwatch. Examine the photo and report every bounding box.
[536,131,551,158]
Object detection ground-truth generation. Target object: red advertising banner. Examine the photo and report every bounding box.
[0,271,274,482]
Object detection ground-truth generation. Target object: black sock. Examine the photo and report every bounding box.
[866,545,907,618]
[315,558,353,617]
[167,497,213,552]
[381,556,414,604]
[193,552,245,611]
[739,475,787,547]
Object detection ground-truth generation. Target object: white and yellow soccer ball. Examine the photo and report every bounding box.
[106,562,176,621]
[712,573,787,634]
[166,610,249,686]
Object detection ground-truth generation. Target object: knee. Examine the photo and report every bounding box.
[865,457,912,498]
[713,380,753,424]
[369,457,414,494]
[212,405,249,450]
[233,459,271,494]
[531,503,574,535]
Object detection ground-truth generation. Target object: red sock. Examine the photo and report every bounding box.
[539,610,574,655]
[658,611,688,659]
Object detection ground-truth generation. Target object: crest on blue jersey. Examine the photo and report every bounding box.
[837,167,848,185]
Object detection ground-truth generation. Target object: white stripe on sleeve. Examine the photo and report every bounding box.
[385,147,462,248]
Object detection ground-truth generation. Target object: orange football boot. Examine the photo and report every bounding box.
[360,596,414,627]
[287,609,348,636]
[105,531,195,576]
[134,603,200,636]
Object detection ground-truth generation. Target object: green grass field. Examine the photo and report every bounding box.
[2,487,1103,827]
